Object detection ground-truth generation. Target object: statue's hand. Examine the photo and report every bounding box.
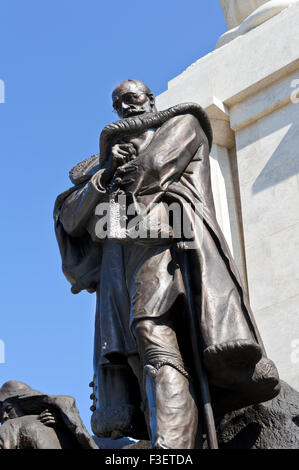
[38,409,57,428]
[101,143,137,186]
[113,160,143,194]
[111,143,137,170]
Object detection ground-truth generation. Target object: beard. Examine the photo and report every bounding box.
[122,105,154,118]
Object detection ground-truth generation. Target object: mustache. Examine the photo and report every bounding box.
[123,108,146,116]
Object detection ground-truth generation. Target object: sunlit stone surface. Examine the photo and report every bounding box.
[157,2,299,390]
[218,0,299,47]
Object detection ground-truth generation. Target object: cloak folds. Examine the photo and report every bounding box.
[54,103,280,439]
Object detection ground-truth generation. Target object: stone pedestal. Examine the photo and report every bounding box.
[156,3,299,390]
[218,0,299,47]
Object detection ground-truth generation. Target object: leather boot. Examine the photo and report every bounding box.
[143,364,198,449]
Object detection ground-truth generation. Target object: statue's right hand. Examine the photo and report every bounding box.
[38,409,57,428]
[111,143,137,170]
[101,143,137,186]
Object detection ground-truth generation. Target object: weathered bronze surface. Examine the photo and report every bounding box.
[54,79,280,449]
[0,381,97,449]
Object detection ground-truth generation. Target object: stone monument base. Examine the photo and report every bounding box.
[216,381,299,449]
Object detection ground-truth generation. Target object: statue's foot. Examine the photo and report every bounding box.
[203,339,278,393]
[204,340,262,377]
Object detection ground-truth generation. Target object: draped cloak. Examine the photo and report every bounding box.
[54,103,280,439]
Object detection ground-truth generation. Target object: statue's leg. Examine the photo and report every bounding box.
[132,318,199,449]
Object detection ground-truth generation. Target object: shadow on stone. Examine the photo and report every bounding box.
[216,381,299,449]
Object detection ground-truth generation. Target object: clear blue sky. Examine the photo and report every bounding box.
[0,0,226,432]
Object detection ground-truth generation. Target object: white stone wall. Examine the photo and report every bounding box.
[235,101,299,386]
[220,0,270,29]
[218,0,299,47]
[157,3,299,390]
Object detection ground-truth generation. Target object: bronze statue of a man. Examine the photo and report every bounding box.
[54,79,280,449]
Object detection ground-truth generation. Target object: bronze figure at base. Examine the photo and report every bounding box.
[0,381,97,449]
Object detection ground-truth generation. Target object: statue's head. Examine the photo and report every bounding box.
[112,79,156,119]
[0,381,45,423]
[0,400,24,423]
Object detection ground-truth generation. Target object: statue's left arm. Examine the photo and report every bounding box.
[114,114,205,196]
[58,170,108,237]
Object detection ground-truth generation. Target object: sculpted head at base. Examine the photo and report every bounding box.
[0,380,98,449]
[0,402,24,423]
[112,79,157,119]
[0,381,45,423]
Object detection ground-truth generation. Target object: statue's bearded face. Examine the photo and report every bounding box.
[112,81,155,119]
